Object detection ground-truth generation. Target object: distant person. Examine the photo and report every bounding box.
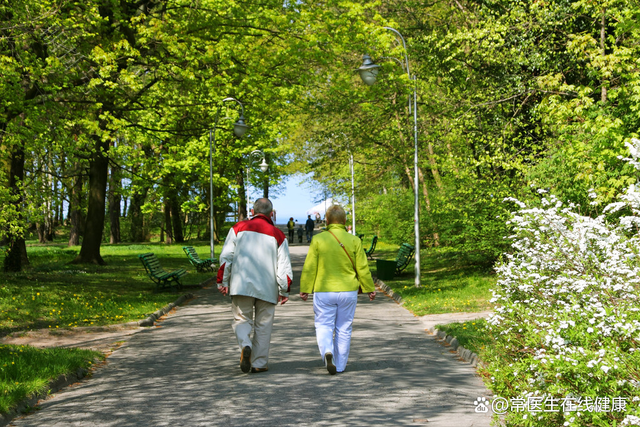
[305,215,315,243]
[217,198,293,373]
[297,224,304,243]
[300,204,376,374]
[287,217,295,242]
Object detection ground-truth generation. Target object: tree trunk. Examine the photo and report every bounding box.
[129,189,146,242]
[108,160,121,244]
[36,223,46,244]
[3,132,29,272]
[212,185,225,243]
[164,200,173,244]
[426,143,443,190]
[55,157,63,227]
[44,207,54,241]
[52,167,60,229]
[170,197,184,243]
[72,135,109,265]
[403,163,416,193]
[262,175,269,198]
[417,167,440,246]
[68,166,84,246]
[44,153,54,241]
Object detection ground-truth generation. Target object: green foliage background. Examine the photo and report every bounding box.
[1,0,639,266]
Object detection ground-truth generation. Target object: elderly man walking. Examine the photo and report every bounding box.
[217,198,293,373]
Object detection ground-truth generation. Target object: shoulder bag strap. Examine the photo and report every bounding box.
[327,230,359,281]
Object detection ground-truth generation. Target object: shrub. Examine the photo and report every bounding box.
[484,139,640,426]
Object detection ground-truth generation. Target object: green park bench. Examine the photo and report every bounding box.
[138,253,188,292]
[375,243,415,281]
[357,233,364,240]
[364,235,378,259]
[182,246,217,273]
[395,243,415,274]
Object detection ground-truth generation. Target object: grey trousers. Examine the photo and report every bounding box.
[231,295,276,369]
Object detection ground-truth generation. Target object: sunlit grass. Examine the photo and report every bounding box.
[0,344,103,414]
[370,246,495,315]
[435,318,490,355]
[0,242,216,336]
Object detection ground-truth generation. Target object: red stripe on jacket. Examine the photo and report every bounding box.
[232,214,286,246]
[216,262,226,284]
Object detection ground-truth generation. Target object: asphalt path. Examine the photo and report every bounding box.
[10,244,492,427]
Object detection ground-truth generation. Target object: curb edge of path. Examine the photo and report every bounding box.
[375,278,482,368]
[0,292,195,427]
[137,292,195,327]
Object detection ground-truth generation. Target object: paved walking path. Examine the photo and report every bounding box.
[10,245,492,427]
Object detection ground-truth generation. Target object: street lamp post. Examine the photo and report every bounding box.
[356,26,421,287]
[350,153,356,236]
[209,97,249,260]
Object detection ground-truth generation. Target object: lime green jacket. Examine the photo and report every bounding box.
[300,224,375,294]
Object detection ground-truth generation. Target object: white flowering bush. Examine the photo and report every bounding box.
[484,139,640,426]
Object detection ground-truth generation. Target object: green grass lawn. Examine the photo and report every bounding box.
[0,345,104,414]
[369,245,496,316]
[0,242,217,337]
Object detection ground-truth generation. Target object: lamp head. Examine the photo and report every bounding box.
[356,54,380,86]
[259,158,268,173]
[233,116,249,138]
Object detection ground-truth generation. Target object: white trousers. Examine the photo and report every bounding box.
[231,295,276,369]
[313,291,358,373]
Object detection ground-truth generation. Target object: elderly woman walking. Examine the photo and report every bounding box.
[300,204,376,374]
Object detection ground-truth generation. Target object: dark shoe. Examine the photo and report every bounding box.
[325,352,337,375]
[240,346,251,373]
[251,367,269,373]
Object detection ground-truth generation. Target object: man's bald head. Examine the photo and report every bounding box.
[253,198,273,216]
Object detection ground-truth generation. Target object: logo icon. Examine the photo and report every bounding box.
[474,397,489,413]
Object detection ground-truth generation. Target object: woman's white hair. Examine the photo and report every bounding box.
[326,204,346,225]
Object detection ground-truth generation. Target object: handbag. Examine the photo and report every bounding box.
[327,229,363,294]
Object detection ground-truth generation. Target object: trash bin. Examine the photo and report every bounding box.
[376,259,396,281]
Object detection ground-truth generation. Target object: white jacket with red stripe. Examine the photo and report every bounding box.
[216,214,293,304]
